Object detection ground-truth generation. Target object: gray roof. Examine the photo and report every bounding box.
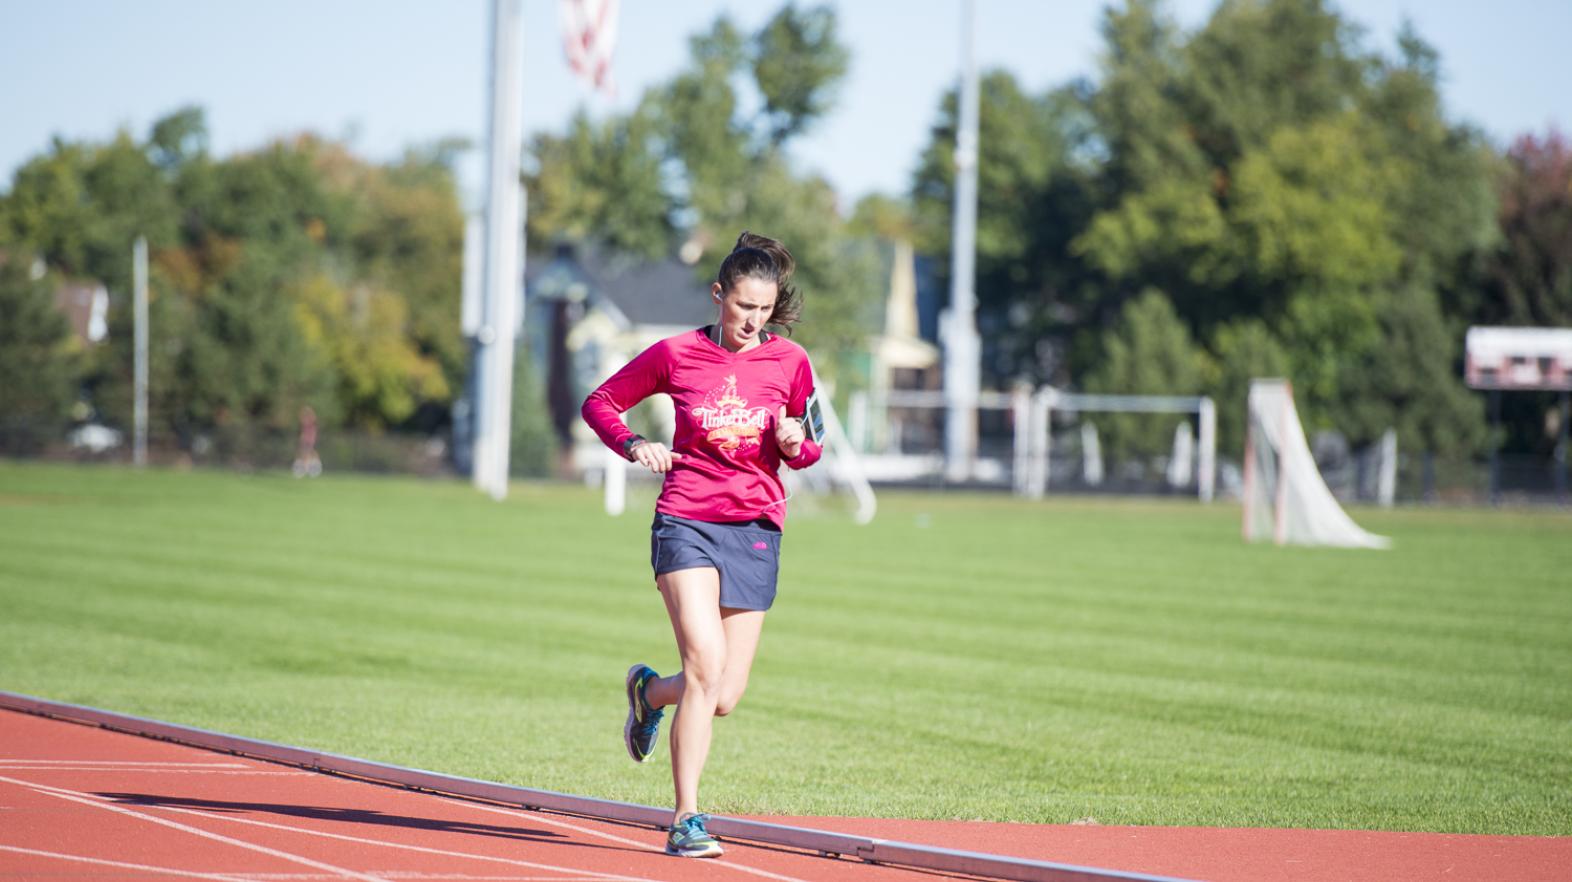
[527,244,713,330]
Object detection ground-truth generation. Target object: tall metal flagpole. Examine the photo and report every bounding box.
[473,0,526,500]
[132,236,149,467]
[944,0,981,482]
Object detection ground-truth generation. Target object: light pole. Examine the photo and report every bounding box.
[472,0,526,500]
[132,236,148,467]
[944,0,981,483]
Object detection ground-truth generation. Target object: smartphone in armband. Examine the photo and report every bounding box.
[802,390,825,445]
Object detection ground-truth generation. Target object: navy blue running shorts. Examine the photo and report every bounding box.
[650,512,782,611]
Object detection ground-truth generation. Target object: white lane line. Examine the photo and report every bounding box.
[446,801,814,882]
[0,759,253,767]
[1,773,668,882]
[2,775,664,882]
[0,774,390,882]
[140,805,663,882]
[0,843,257,881]
[230,876,610,881]
[0,764,312,774]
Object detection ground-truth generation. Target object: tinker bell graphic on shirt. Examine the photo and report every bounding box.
[691,374,772,451]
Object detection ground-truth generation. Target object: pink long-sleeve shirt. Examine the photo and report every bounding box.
[581,328,823,529]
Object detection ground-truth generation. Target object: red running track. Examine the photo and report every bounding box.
[1,709,1567,882]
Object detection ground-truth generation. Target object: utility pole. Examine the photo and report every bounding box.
[132,236,149,467]
[944,0,981,483]
[472,0,526,500]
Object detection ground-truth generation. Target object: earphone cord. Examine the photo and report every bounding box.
[761,489,793,510]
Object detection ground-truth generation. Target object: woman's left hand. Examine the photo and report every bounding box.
[775,406,805,460]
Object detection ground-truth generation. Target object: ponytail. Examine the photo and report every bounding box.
[715,230,801,332]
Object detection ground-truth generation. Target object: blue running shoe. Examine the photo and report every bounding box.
[624,664,664,763]
[665,813,723,858]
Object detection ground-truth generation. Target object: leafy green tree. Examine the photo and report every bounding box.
[912,72,1100,381]
[166,134,457,435]
[1228,117,1402,292]
[714,156,885,379]
[179,248,338,436]
[1,142,95,274]
[1083,289,1210,460]
[334,144,468,418]
[1445,128,1572,461]
[2,106,470,450]
[1208,318,1290,457]
[509,344,559,478]
[645,5,879,382]
[1179,0,1367,170]
[523,4,875,387]
[86,138,350,444]
[751,3,849,146]
[846,193,915,242]
[1075,1,1423,330]
[646,16,751,234]
[1074,174,1231,303]
[148,105,209,171]
[912,72,1072,274]
[1072,0,1225,317]
[526,110,673,259]
[87,255,202,448]
[1091,0,1204,192]
[2,133,178,294]
[0,256,79,452]
[1338,287,1484,455]
[290,272,448,428]
[650,8,844,241]
[1476,129,1572,326]
[903,0,1495,458]
[1222,114,1408,371]
[175,136,352,269]
[2,114,191,444]
[1362,27,1499,286]
[1275,286,1383,435]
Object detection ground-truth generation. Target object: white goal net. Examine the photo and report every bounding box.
[1244,379,1390,549]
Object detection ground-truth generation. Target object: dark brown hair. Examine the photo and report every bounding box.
[715,230,801,332]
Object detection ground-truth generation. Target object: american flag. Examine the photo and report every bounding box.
[559,0,619,97]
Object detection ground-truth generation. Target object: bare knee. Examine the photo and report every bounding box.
[683,653,727,700]
[714,684,747,717]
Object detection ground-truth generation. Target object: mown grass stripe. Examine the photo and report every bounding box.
[1,460,1567,834]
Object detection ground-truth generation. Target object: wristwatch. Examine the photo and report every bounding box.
[622,435,647,461]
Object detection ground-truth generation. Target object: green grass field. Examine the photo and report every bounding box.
[1,460,1568,835]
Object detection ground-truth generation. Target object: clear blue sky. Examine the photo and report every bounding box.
[2,0,1568,209]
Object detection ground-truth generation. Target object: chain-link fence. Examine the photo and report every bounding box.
[0,419,453,477]
[4,414,1566,507]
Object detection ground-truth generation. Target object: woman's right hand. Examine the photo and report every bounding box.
[630,440,683,473]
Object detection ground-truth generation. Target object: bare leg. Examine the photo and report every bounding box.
[655,568,723,823]
[713,607,765,717]
[643,608,766,715]
[648,569,768,824]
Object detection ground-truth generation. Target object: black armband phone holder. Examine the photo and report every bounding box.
[802,391,824,445]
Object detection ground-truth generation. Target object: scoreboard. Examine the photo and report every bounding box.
[1465,327,1572,391]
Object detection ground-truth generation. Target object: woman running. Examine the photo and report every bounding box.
[580,231,822,858]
